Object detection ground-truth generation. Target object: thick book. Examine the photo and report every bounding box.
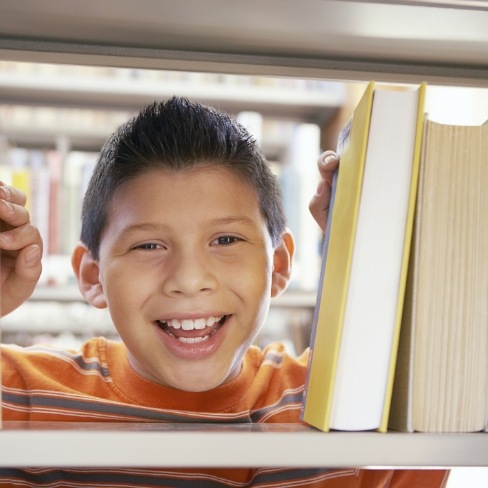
[389,119,488,433]
[302,81,426,432]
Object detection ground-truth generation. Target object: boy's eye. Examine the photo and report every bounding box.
[214,236,240,245]
[133,243,161,251]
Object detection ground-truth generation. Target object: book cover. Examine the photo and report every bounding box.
[302,81,374,431]
[303,82,425,432]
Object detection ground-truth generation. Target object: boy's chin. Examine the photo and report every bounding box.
[127,349,243,392]
[167,364,242,392]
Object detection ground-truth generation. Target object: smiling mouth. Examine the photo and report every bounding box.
[155,315,228,343]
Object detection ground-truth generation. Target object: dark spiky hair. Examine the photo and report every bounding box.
[81,97,286,259]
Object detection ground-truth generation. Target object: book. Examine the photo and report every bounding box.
[302,81,426,432]
[46,149,63,256]
[29,150,51,259]
[62,151,97,255]
[9,148,31,212]
[389,119,488,433]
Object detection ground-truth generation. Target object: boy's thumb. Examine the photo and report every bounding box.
[18,244,42,283]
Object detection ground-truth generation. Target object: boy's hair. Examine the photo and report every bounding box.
[81,96,287,260]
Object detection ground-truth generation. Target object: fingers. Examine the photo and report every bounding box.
[0,182,43,316]
[0,198,31,231]
[317,150,340,183]
[0,183,40,252]
[0,221,43,253]
[15,243,43,279]
[1,243,42,317]
[309,151,340,232]
[0,225,43,317]
[0,183,30,233]
[0,182,27,206]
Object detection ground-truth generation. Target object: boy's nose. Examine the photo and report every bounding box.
[162,249,217,297]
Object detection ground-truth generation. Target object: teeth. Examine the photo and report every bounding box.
[194,318,206,330]
[181,319,193,331]
[178,335,210,344]
[170,319,181,329]
[164,315,223,331]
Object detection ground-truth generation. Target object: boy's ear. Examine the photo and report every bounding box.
[71,243,107,309]
[271,230,295,298]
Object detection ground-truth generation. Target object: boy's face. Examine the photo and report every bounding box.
[75,165,292,392]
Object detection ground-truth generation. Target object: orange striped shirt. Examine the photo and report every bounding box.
[1,338,448,487]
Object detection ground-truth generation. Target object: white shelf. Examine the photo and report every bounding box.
[26,285,317,308]
[0,1,487,85]
[0,118,309,157]
[28,285,86,303]
[0,70,344,121]
[0,121,115,152]
[0,92,339,154]
[1,422,487,468]
[0,288,315,336]
[1,0,487,473]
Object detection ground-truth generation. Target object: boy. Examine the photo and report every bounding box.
[0,97,448,486]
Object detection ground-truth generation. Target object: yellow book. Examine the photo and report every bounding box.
[302,82,426,432]
[10,149,32,212]
[389,119,488,433]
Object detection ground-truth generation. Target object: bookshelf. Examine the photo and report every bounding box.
[0,287,316,345]
[0,66,345,153]
[2,422,488,468]
[1,0,488,474]
[0,0,486,86]
[0,68,333,309]
[13,284,316,308]
[0,68,344,120]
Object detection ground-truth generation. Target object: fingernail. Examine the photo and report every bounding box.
[25,245,41,265]
[320,151,338,167]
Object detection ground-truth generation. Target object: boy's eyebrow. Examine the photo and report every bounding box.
[210,216,260,228]
[114,223,168,238]
[110,223,169,243]
[115,216,260,239]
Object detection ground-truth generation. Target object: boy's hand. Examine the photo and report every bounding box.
[309,150,339,232]
[0,182,43,317]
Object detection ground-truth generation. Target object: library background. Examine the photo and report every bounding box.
[0,0,488,486]
[1,64,486,353]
